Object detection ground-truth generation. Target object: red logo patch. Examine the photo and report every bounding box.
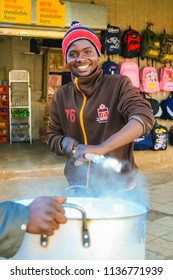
[97,104,109,123]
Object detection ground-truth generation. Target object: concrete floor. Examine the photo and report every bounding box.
[0,140,173,260]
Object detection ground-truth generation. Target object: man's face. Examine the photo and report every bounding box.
[66,39,99,77]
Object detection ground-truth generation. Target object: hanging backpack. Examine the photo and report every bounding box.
[141,92,162,118]
[160,92,173,120]
[101,25,122,55]
[168,125,173,145]
[119,60,140,88]
[134,131,154,150]
[102,60,119,75]
[139,66,160,93]
[121,27,141,58]
[159,66,173,92]
[140,28,160,60]
[134,122,168,151]
[159,30,173,63]
[152,122,168,150]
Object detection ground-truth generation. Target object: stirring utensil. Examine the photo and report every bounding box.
[73,148,122,173]
[84,153,122,173]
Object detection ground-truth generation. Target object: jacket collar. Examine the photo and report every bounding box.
[71,66,103,97]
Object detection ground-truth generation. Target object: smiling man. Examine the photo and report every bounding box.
[66,39,99,77]
[47,21,155,189]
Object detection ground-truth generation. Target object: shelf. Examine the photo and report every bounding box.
[0,80,9,144]
[12,123,29,129]
[0,112,8,115]
[0,84,9,87]
[0,139,9,143]
[0,117,8,120]
[11,105,29,109]
[9,70,32,144]
[9,80,30,83]
[0,99,9,102]
[11,135,30,142]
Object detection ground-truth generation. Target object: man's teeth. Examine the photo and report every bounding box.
[77,65,89,70]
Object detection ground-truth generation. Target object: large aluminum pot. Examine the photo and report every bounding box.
[11,197,147,260]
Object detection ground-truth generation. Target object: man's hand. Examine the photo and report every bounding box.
[61,137,78,156]
[27,196,67,236]
[73,144,105,165]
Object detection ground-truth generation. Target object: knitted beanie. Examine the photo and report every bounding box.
[62,21,102,60]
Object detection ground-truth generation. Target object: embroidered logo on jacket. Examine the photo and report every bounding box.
[97,104,109,123]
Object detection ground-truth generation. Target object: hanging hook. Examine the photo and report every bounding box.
[146,22,154,29]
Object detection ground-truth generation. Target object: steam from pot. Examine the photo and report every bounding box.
[64,154,149,209]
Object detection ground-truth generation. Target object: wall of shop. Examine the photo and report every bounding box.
[0,0,173,151]
[72,0,173,33]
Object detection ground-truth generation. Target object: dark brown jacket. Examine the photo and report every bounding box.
[47,67,155,188]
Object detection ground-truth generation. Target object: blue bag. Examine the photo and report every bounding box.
[160,92,173,120]
[102,60,119,75]
[134,122,168,151]
[134,132,154,150]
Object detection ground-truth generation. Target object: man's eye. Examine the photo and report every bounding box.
[84,50,92,55]
[69,52,78,58]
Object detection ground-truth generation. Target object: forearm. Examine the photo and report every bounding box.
[101,119,144,154]
[0,202,28,258]
[74,119,144,158]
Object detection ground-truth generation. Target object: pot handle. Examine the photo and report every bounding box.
[40,202,90,248]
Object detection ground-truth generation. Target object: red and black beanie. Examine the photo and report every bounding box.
[62,21,102,60]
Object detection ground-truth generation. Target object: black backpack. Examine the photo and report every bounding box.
[152,122,168,150]
[121,28,141,58]
[168,126,173,145]
[141,92,162,118]
[101,24,121,55]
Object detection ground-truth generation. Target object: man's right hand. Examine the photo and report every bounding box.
[27,196,67,236]
[61,137,78,156]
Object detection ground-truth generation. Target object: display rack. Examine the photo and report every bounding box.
[9,70,32,144]
[0,82,9,142]
[46,48,63,100]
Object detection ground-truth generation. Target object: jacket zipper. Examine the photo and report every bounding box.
[74,77,90,187]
